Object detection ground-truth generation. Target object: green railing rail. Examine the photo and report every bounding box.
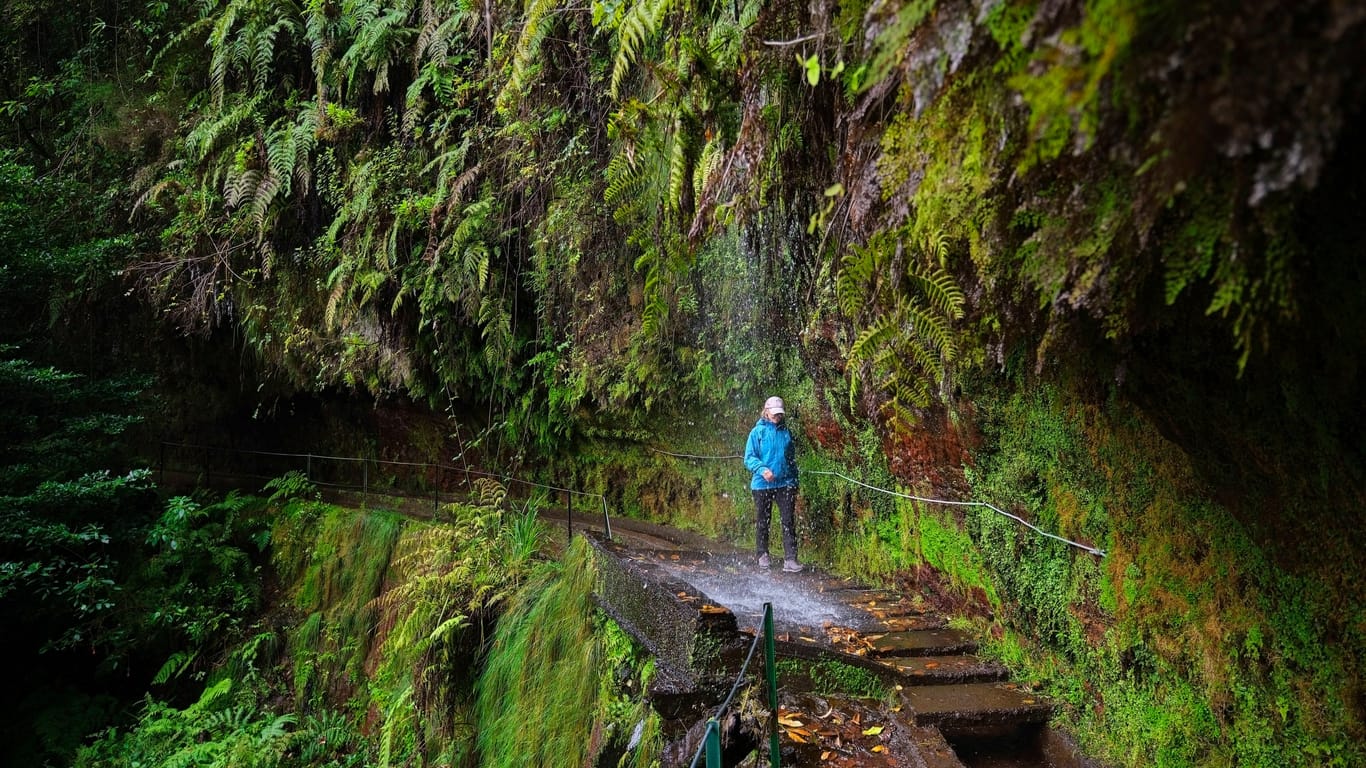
[157,441,612,540]
[688,602,780,768]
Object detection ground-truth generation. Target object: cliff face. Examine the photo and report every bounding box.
[5,0,1365,762]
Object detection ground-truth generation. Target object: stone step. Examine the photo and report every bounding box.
[877,614,948,632]
[905,726,969,768]
[899,682,1054,729]
[866,628,978,658]
[843,592,930,618]
[880,654,1010,685]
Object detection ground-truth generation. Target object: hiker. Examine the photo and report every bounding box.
[744,395,803,572]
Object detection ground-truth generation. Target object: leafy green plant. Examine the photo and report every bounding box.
[141,492,269,656]
[264,471,319,505]
[474,538,655,768]
[838,229,965,424]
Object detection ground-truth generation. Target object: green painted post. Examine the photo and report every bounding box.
[765,602,779,768]
[705,719,721,767]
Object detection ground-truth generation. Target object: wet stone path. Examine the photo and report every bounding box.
[590,531,1086,768]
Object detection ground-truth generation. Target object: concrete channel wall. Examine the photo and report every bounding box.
[585,533,744,696]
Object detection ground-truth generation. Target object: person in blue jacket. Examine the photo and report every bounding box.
[744,396,803,572]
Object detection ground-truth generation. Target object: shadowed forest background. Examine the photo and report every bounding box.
[1,0,1363,765]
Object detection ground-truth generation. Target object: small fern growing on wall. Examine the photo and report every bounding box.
[838,229,965,424]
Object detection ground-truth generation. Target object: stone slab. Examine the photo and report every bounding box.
[877,615,948,632]
[881,655,1009,685]
[867,628,978,658]
[900,682,1054,728]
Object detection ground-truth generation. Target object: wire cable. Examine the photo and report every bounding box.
[802,469,1104,557]
[647,443,1104,557]
[649,447,744,461]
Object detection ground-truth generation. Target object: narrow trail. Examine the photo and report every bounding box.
[159,462,1091,766]
[580,519,1095,768]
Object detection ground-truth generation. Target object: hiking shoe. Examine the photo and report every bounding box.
[782,559,804,573]
[757,554,771,569]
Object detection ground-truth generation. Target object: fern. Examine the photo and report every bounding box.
[607,0,674,100]
[186,93,267,161]
[207,0,300,107]
[152,650,199,685]
[340,3,416,97]
[665,121,688,213]
[497,0,561,114]
[840,230,967,422]
[911,265,967,319]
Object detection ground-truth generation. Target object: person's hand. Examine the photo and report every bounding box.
[762,469,775,482]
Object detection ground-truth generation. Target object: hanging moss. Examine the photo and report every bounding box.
[474,538,660,767]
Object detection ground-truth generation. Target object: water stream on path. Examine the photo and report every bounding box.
[655,554,880,633]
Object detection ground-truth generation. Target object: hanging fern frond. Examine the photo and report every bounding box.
[340,4,416,97]
[905,301,958,360]
[847,312,900,364]
[836,245,879,317]
[607,0,674,100]
[840,229,969,421]
[909,265,966,320]
[665,122,689,213]
[207,0,300,107]
[692,135,723,198]
[497,0,560,114]
[604,150,651,209]
[186,93,267,162]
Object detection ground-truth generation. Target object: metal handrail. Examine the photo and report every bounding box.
[157,441,612,540]
[688,602,780,768]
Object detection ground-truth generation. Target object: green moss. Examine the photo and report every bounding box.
[775,657,890,701]
[961,380,1366,767]
[474,538,659,768]
[1010,0,1140,174]
[811,660,891,701]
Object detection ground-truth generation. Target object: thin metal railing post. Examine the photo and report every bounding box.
[567,491,573,539]
[602,497,612,541]
[306,453,312,482]
[764,602,779,768]
[705,719,721,768]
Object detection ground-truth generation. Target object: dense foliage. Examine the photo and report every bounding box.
[3,0,1364,764]
[73,490,663,768]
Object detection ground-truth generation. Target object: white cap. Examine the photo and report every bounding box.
[764,396,785,414]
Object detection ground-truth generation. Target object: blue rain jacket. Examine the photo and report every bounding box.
[744,418,798,490]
